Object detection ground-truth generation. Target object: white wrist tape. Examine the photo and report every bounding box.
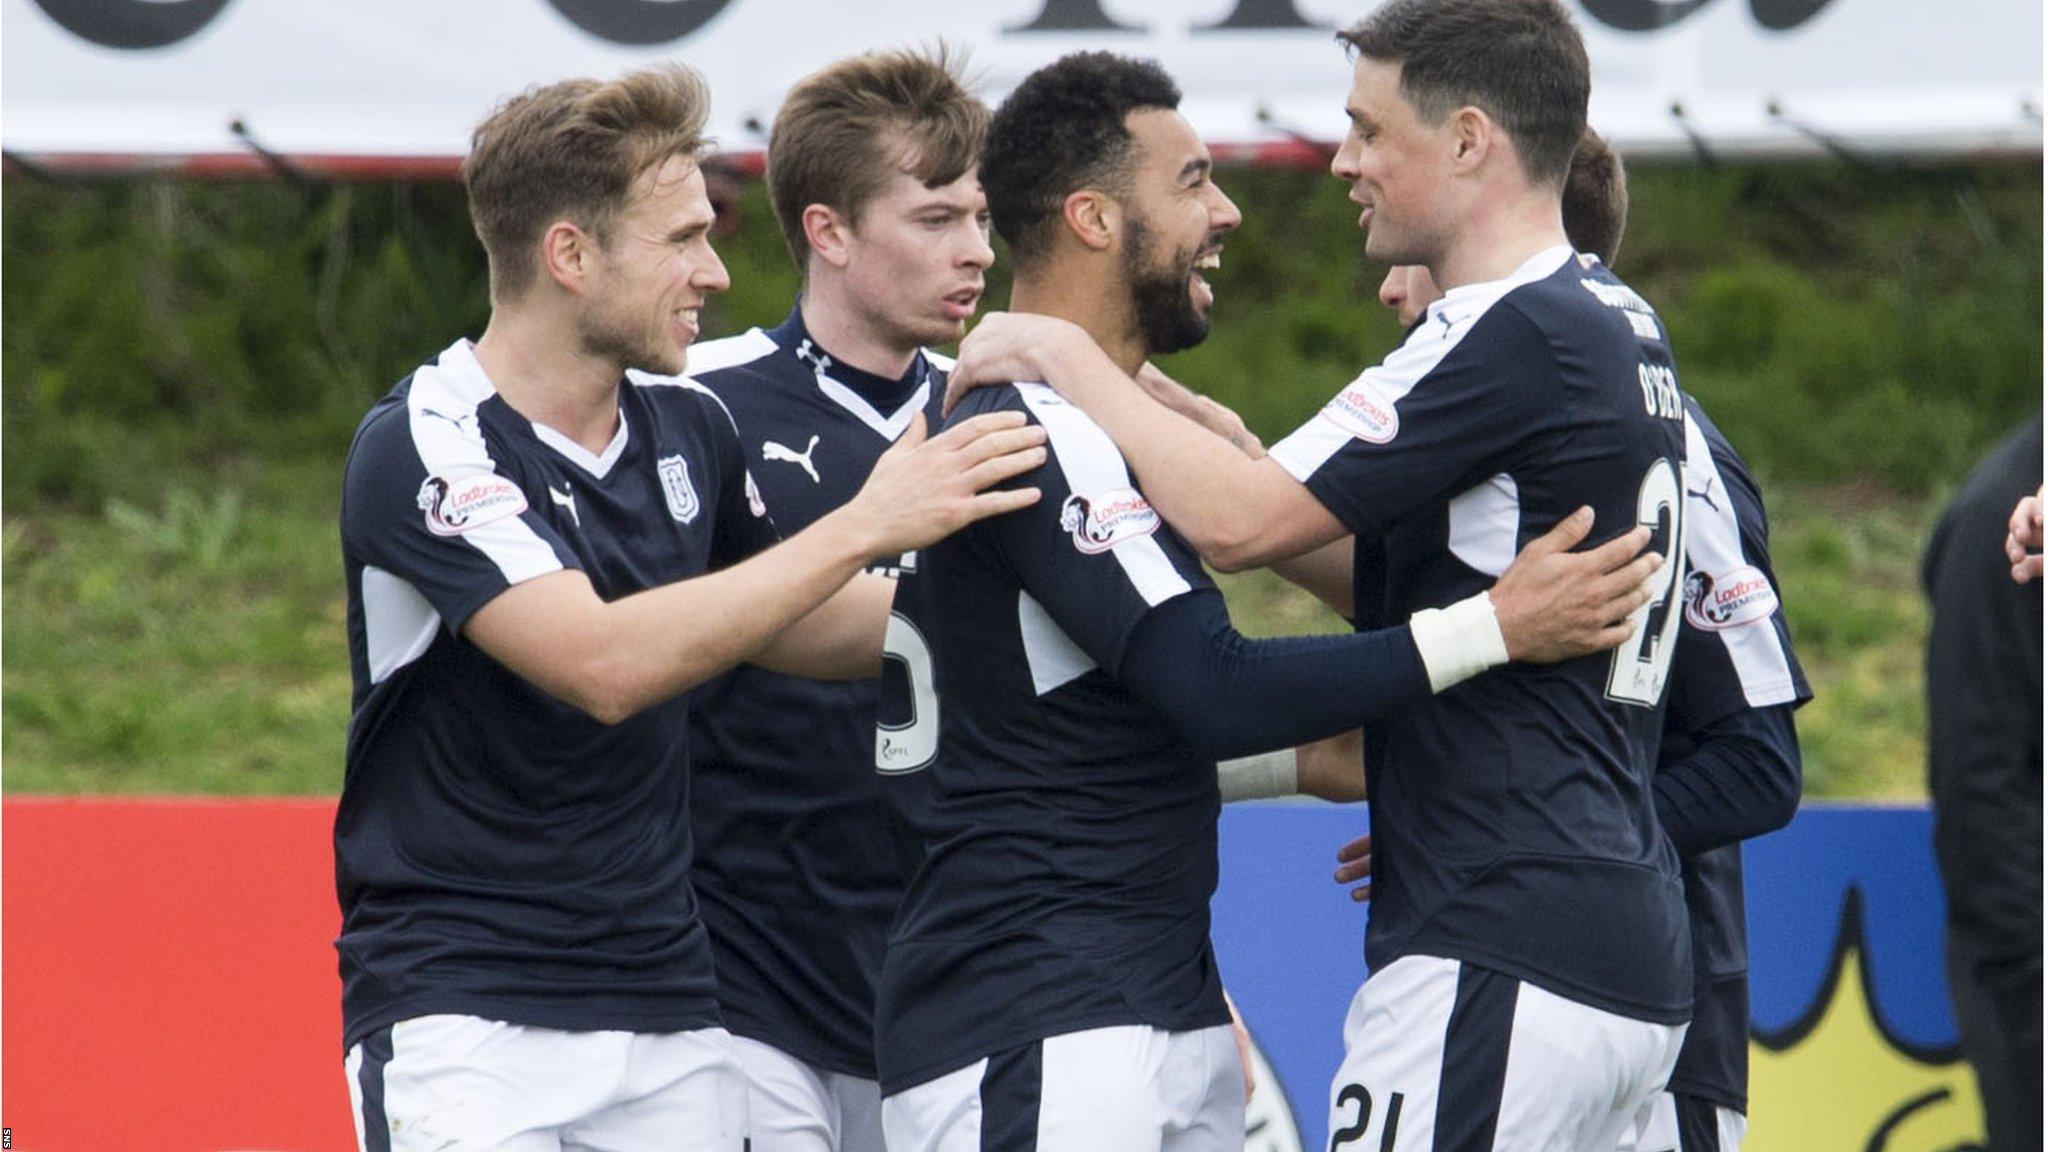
[1408,590,1511,693]
[1216,750,1300,802]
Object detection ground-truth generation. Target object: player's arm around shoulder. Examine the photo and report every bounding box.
[1134,360,1357,614]
[949,312,1343,571]
[467,409,1046,722]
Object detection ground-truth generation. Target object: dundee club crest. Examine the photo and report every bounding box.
[657,454,700,523]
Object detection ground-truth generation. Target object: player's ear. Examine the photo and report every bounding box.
[1061,189,1118,253]
[542,219,594,295]
[1449,106,1494,173]
[803,203,856,271]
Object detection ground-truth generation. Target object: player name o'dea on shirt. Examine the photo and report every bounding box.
[1059,486,1161,554]
[1683,564,1780,631]
[416,473,527,536]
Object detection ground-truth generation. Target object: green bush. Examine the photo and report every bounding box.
[5,160,2031,799]
[3,180,490,507]
[1621,163,2042,492]
[4,159,2038,505]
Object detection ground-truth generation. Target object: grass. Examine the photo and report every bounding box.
[3,439,349,794]
[1761,482,1936,798]
[2,431,1939,799]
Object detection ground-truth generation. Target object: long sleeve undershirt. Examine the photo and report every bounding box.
[1116,590,1430,762]
[1653,703,1802,856]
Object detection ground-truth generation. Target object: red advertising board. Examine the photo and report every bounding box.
[4,797,352,1152]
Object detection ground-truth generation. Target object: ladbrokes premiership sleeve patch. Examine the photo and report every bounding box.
[1318,376,1401,444]
[1059,486,1161,554]
[1683,563,1780,631]
[417,473,529,537]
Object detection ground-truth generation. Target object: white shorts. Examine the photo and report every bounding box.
[882,1023,1245,1152]
[1617,1091,1745,1152]
[729,1032,885,1152]
[343,1014,748,1152]
[1327,955,1687,1152]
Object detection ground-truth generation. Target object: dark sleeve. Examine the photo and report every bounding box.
[703,397,782,569]
[1117,591,1429,760]
[1264,304,1553,539]
[1923,419,2044,940]
[1653,703,1802,855]
[342,404,574,633]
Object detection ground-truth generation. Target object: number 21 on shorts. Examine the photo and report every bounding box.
[1329,1084,1405,1152]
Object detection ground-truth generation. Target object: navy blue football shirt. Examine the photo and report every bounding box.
[684,306,944,1079]
[1268,245,1695,1022]
[875,381,1233,1093]
[336,338,775,1051]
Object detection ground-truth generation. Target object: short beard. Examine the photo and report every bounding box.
[1122,215,1209,357]
[578,301,682,377]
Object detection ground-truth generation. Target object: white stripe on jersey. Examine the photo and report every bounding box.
[1269,246,1575,484]
[531,415,629,478]
[1447,473,1521,578]
[627,368,745,439]
[1014,383,1192,607]
[678,328,779,376]
[816,373,930,441]
[407,341,563,586]
[1018,590,1098,695]
[1681,412,1798,707]
[361,564,440,684]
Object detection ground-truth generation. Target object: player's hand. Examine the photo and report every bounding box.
[943,312,1093,416]
[1334,833,1372,903]
[1488,508,1660,663]
[1135,362,1265,459]
[2007,485,2043,584]
[845,411,1045,554]
[1225,992,1256,1101]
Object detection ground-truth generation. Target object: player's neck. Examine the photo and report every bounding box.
[798,287,919,381]
[473,306,623,455]
[1009,266,1146,377]
[1430,189,1570,294]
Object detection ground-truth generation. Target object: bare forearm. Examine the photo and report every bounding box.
[469,510,880,723]
[1296,728,1365,802]
[1040,342,1317,568]
[1270,538,1356,618]
[598,510,885,705]
[751,572,895,680]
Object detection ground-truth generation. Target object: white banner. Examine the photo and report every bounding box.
[2,0,2039,171]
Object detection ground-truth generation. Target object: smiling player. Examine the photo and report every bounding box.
[876,51,1667,1152]
[944,2,1701,1145]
